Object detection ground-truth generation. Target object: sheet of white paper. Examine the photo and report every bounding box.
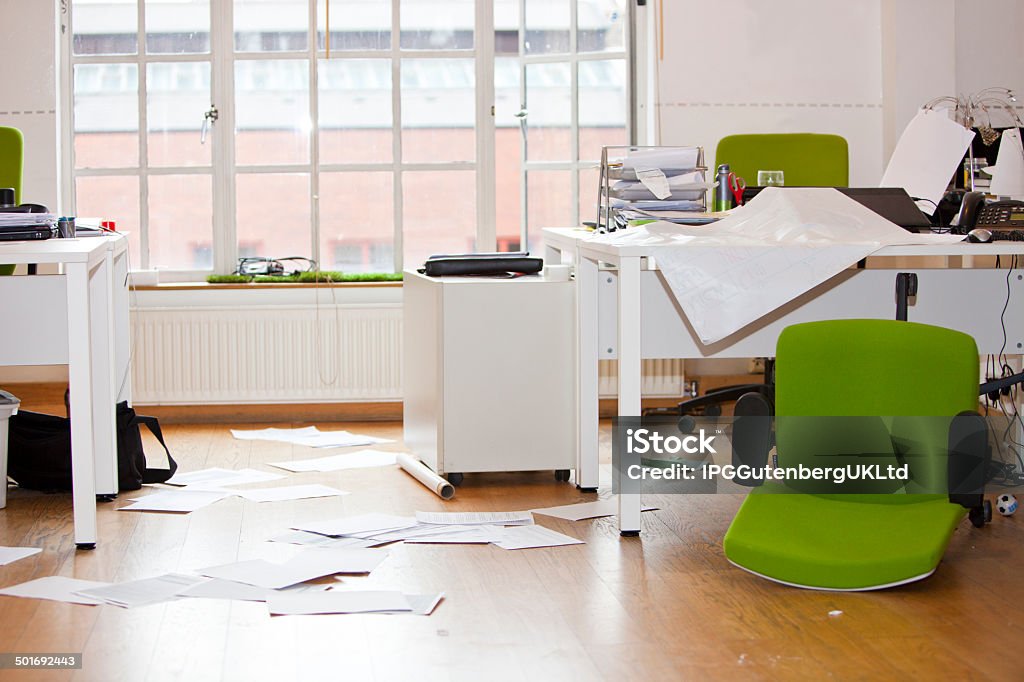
[606,188,965,344]
[881,108,976,206]
[325,584,444,615]
[404,526,508,544]
[230,426,319,441]
[197,548,387,589]
[493,525,585,550]
[120,489,231,513]
[635,167,671,199]
[990,127,1024,199]
[230,484,349,503]
[0,576,110,605]
[621,147,700,172]
[294,513,418,538]
[166,467,284,489]
[366,523,488,544]
[267,590,411,616]
[530,499,658,522]
[174,578,330,602]
[414,511,534,526]
[0,546,42,565]
[290,431,393,449]
[76,573,206,608]
[269,531,379,549]
[268,449,398,473]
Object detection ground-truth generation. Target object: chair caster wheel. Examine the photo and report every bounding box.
[620,530,640,537]
[969,500,992,528]
[447,473,464,486]
[75,543,96,550]
[554,469,571,482]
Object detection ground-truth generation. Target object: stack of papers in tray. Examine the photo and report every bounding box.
[230,426,393,449]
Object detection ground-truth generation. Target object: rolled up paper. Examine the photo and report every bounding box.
[397,452,455,500]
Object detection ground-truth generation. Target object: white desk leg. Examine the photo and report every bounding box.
[66,262,99,549]
[576,252,601,491]
[617,255,643,536]
[111,244,132,404]
[91,251,119,497]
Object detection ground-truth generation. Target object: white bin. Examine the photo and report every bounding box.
[0,390,20,509]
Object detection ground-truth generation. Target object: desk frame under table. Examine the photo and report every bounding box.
[0,235,131,548]
[542,227,1024,535]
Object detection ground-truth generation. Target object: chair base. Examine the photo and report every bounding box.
[727,559,935,592]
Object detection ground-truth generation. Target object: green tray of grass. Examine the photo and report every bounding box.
[207,271,403,284]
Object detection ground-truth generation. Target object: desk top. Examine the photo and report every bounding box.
[541,226,1024,260]
[0,234,128,266]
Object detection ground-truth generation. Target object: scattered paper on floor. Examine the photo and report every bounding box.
[414,511,534,526]
[269,449,398,473]
[196,548,388,589]
[530,499,658,522]
[75,573,206,608]
[119,489,232,513]
[493,525,584,550]
[0,546,42,566]
[165,467,284,489]
[0,576,110,605]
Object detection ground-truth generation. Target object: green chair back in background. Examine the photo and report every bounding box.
[0,126,25,276]
[714,132,849,188]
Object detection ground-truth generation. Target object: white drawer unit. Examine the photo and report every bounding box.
[403,270,576,485]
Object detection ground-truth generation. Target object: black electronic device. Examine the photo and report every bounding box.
[955,191,1024,242]
[740,186,933,231]
[0,225,58,241]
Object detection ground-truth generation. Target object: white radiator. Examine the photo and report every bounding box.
[131,304,685,404]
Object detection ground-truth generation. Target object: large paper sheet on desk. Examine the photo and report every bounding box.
[593,188,964,345]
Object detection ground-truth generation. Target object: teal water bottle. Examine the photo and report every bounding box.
[715,163,733,212]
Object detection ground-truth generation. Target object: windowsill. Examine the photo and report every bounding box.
[130,280,403,291]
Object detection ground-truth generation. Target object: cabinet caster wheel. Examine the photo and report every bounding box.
[620,530,640,537]
[577,486,598,493]
[447,473,464,486]
[97,494,117,503]
[75,543,96,550]
[554,469,571,482]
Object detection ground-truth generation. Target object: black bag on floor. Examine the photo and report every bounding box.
[7,401,177,493]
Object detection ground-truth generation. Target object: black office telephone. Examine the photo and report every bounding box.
[957,191,1024,230]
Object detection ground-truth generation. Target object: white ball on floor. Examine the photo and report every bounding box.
[995,493,1018,516]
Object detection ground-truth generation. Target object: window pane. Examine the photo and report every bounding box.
[75,176,141,266]
[578,0,626,53]
[235,60,311,165]
[235,173,312,261]
[320,172,394,273]
[400,0,474,49]
[403,170,475,268]
[146,0,210,54]
[147,62,212,167]
[579,60,627,159]
[401,58,475,163]
[148,175,213,269]
[579,167,599,227]
[74,64,139,169]
[318,0,391,51]
[235,0,308,52]
[495,57,522,249]
[73,0,138,55]
[525,62,571,161]
[319,59,392,164]
[524,0,569,55]
[527,170,571,250]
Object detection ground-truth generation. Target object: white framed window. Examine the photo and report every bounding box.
[63,0,630,279]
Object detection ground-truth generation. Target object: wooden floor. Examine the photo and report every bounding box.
[1,418,1022,682]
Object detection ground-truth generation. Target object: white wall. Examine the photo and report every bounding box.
[954,0,1024,128]
[653,0,884,185]
[0,0,60,210]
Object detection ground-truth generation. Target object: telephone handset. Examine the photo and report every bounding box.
[957,191,1024,230]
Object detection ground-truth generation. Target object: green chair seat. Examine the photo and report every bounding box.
[714,133,849,188]
[0,126,24,277]
[724,488,966,590]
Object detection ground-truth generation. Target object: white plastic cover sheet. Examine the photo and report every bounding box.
[592,188,964,344]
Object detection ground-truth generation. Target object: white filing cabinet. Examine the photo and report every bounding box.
[403,270,576,483]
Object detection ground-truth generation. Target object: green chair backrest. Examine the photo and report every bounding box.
[0,126,24,276]
[774,319,979,495]
[714,133,849,187]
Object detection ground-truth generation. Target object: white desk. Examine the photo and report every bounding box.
[543,226,1024,534]
[0,235,131,548]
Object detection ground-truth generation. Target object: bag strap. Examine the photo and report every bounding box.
[133,413,178,484]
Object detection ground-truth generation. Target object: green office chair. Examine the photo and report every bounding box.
[723,319,989,590]
[714,132,849,187]
[0,126,24,276]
